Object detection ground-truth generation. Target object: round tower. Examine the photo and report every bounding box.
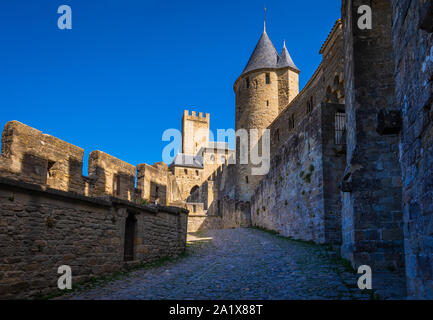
[234,24,300,202]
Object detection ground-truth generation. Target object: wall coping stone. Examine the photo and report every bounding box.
[0,177,188,216]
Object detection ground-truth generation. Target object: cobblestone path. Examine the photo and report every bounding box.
[65,228,403,300]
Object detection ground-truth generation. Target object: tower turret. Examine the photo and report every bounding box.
[233,23,300,202]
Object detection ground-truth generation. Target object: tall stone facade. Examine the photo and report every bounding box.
[391,0,433,299]
[182,110,210,156]
[340,0,405,276]
[338,0,433,298]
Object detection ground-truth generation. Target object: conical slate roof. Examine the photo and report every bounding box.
[242,30,279,75]
[277,41,299,71]
[241,30,299,75]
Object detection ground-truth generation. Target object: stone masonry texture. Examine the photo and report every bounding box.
[0,178,187,299]
[341,0,405,278]
[1,0,433,300]
[391,0,433,299]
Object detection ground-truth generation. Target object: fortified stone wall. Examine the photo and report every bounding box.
[216,163,251,229]
[391,0,433,299]
[136,162,182,206]
[269,20,344,158]
[0,121,87,194]
[251,103,345,244]
[341,0,405,275]
[249,20,345,244]
[171,165,204,200]
[0,177,188,299]
[186,163,250,232]
[88,150,136,201]
[0,121,184,206]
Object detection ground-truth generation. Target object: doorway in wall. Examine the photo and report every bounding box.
[124,212,136,262]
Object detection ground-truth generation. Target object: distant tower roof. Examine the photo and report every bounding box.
[241,23,299,75]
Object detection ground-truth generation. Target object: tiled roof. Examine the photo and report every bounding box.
[319,19,342,54]
[171,153,203,169]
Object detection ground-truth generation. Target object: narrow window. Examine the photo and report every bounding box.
[289,114,295,129]
[184,168,188,175]
[113,174,120,196]
[193,205,197,213]
[195,170,199,176]
[245,176,249,184]
[47,161,55,179]
[266,100,269,107]
[113,175,117,195]
[307,96,313,114]
[275,129,280,142]
[246,78,250,88]
[335,111,346,145]
[265,73,270,84]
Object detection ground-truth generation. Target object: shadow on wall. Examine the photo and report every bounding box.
[187,185,200,203]
[149,181,167,204]
[1,151,137,202]
[0,121,142,202]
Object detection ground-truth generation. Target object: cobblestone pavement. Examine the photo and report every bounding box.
[64,228,405,300]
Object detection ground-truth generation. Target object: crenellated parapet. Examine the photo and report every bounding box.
[0,121,86,193]
[0,121,183,205]
[182,110,210,123]
[88,150,136,201]
[136,162,183,206]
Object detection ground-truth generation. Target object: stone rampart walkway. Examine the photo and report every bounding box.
[65,228,404,300]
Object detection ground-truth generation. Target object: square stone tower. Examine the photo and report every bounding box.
[182,110,210,155]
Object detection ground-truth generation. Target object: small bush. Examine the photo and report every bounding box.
[138,199,149,205]
[46,216,55,228]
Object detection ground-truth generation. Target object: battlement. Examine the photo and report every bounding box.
[182,110,211,155]
[0,121,150,203]
[182,110,210,123]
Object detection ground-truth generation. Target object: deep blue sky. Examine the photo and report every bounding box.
[0,0,340,173]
